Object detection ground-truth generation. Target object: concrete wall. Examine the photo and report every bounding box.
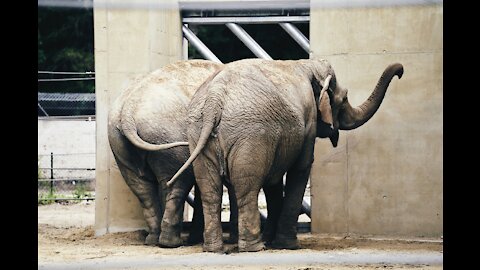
[309,2,443,237]
[94,0,442,238]
[94,0,183,235]
[38,119,95,156]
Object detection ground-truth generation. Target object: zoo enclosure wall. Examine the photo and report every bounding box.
[93,0,443,238]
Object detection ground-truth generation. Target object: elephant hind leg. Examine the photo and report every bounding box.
[192,154,224,253]
[159,172,196,248]
[230,174,265,252]
[115,158,162,246]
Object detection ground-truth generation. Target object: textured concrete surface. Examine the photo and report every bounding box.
[94,0,183,236]
[310,3,443,237]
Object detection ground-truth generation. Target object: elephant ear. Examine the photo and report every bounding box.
[318,75,333,127]
[319,91,333,126]
[317,75,339,148]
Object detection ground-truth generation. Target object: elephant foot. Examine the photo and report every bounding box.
[187,232,204,245]
[144,233,160,246]
[202,241,224,253]
[158,231,183,248]
[270,237,299,250]
[238,239,265,252]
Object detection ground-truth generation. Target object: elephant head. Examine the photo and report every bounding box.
[312,60,404,147]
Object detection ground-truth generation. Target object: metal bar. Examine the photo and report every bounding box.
[225,23,272,60]
[38,178,95,182]
[279,22,310,53]
[37,152,95,156]
[38,71,95,75]
[186,193,195,207]
[50,153,54,195]
[182,25,222,63]
[301,199,311,218]
[38,197,95,201]
[38,167,95,170]
[38,115,96,121]
[38,77,95,82]
[183,16,310,25]
[38,103,49,117]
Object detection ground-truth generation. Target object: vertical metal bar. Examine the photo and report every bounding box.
[50,152,54,195]
[225,23,273,60]
[279,22,310,53]
[182,25,222,63]
[186,192,195,206]
[301,199,311,218]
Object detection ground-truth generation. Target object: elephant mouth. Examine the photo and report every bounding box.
[316,121,339,147]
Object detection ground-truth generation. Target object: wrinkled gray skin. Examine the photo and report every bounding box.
[108,60,241,247]
[169,58,404,252]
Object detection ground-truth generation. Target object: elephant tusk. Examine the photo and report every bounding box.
[319,75,332,101]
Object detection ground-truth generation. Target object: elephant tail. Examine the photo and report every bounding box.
[120,85,189,151]
[123,124,189,151]
[166,118,215,187]
[166,74,225,188]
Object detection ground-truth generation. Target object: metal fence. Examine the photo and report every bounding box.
[38,92,96,117]
[38,152,95,203]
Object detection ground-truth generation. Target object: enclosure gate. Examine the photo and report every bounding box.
[179,2,311,228]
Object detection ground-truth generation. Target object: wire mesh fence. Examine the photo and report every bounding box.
[38,92,96,117]
[38,152,95,204]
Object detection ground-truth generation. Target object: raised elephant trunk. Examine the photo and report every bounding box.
[338,63,404,130]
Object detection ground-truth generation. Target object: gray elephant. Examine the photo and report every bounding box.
[168,58,404,252]
[108,60,239,247]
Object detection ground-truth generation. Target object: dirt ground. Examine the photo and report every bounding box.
[38,202,443,269]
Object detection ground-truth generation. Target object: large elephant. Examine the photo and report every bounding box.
[108,60,239,247]
[168,58,404,252]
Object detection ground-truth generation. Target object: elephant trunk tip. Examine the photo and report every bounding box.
[391,63,404,79]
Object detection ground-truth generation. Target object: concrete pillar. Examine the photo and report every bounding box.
[309,2,443,237]
[94,0,182,235]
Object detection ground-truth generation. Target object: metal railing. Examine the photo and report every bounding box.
[38,152,95,203]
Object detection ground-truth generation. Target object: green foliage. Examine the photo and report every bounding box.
[38,7,94,93]
[72,182,92,199]
[38,191,64,205]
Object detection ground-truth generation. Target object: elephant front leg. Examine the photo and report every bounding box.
[159,174,195,248]
[262,180,283,245]
[271,167,311,249]
[225,182,239,244]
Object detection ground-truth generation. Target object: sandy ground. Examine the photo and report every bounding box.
[38,202,443,269]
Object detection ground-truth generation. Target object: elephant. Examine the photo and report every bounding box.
[167,58,404,252]
[108,59,241,247]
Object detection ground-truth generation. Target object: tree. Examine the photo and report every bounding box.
[38,7,94,93]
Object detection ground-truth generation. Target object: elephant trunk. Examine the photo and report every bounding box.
[338,63,404,130]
